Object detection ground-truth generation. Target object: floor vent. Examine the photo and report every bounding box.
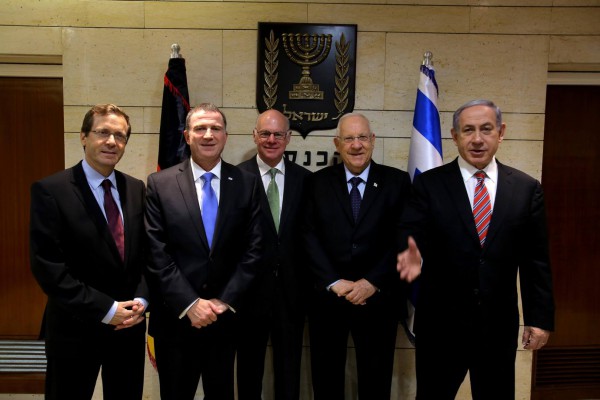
[534,347,600,387]
[0,340,46,373]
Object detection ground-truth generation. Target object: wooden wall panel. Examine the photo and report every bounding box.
[532,85,600,399]
[0,77,64,339]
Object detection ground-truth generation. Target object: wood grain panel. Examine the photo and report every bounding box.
[532,85,600,399]
[0,77,64,339]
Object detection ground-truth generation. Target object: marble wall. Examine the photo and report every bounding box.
[1,1,599,399]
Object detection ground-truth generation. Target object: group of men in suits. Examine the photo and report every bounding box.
[30,99,554,400]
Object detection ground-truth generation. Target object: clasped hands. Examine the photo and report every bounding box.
[331,279,376,305]
[110,300,146,330]
[186,298,229,329]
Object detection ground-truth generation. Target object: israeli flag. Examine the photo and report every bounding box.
[405,52,442,342]
[408,52,442,180]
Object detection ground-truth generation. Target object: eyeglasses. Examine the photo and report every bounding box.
[339,134,372,144]
[91,129,128,144]
[256,130,290,141]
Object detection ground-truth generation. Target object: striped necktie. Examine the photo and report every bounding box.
[473,171,492,247]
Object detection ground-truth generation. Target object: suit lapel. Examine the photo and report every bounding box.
[214,161,237,249]
[115,171,130,265]
[176,160,208,247]
[280,159,299,234]
[330,164,355,224]
[484,161,512,249]
[71,162,123,264]
[357,162,382,223]
[442,160,481,246]
[249,159,278,235]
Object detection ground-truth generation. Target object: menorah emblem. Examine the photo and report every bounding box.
[282,32,332,100]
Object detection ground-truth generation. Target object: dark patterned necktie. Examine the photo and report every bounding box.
[101,180,124,261]
[201,172,218,248]
[349,177,363,222]
[473,171,492,247]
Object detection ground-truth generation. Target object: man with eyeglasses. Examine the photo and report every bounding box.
[236,109,311,400]
[30,104,148,399]
[145,103,263,400]
[303,112,411,399]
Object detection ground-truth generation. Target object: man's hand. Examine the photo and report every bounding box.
[397,236,422,282]
[208,298,230,314]
[330,279,354,297]
[522,326,550,350]
[186,298,227,329]
[111,300,146,330]
[344,279,377,305]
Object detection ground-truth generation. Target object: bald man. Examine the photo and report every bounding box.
[236,110,311,400]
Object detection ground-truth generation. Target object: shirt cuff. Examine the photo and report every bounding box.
[101,301,118,324]
[326,279,341,291]
[180,298,199,319]
[134,297,148,312]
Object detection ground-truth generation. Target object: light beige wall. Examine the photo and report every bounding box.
[1,1,599,399]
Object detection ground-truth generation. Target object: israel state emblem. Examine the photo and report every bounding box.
[256,23,357,138]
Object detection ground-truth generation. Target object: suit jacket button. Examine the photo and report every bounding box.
[202,284,208,289]
[352,243,358,249]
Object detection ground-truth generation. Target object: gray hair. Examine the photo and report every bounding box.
[452,99,502,131]
[335,112,371,137]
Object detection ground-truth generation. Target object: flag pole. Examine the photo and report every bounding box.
[170,43,181,59]
[157,43,191,171]
[405,50,443,343]
[422,50,432,67]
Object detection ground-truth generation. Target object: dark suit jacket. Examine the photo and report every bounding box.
[237,156,311,314]
[145,159,263,339]
[402,159,554,342]
[304,161,411,311]
[30,161,148,356]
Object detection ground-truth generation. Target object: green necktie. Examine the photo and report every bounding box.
[267,168,280,232]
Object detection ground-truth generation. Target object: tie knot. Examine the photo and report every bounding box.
[202,172,214,184]
[474,171,486,181]
[349,177,362,188]
[269,168,278,180]
[101,179,112,191]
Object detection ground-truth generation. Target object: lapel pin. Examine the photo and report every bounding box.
[373,182,378,187]
[228,177,233,181]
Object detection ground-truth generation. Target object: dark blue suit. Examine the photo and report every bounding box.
[145,159,263,400]
[303,161,411,400]
[401,158,554,400]
[236,156,311,400]
[30,161,147,399]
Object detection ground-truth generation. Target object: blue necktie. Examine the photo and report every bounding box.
[201,172,218,248]
[349,177,362,222]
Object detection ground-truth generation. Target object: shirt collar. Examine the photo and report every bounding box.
[344,162,371,183]
[82,159,117,189]
[457,155,498,183]
[191,158,222,182]
[256,155,285,177]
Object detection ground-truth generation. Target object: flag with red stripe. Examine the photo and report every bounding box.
[158,57,191,171]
